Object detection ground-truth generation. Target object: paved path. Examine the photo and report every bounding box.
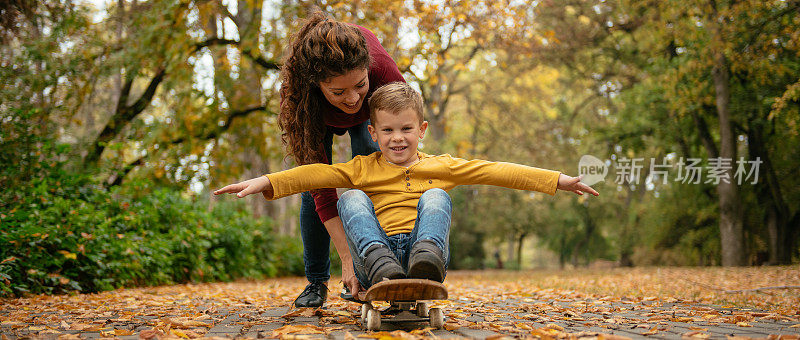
[1,272,798,339]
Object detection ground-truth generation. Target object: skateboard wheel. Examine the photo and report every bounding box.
[365,308,381,331]
[429,307,444,329]
[360,303,373,322]
[416,302,429,317]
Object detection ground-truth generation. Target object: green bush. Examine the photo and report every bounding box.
[0,165,303,297]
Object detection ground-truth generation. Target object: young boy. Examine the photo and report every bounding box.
[214,82,599,297]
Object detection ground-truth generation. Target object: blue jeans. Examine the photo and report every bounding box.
[337,188,451,289]
[300,120,379,284]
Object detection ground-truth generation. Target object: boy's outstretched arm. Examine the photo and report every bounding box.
[213,176,274,198]
[557,174,600,196]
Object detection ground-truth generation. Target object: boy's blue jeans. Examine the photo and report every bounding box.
[299,120,378,284]
[337,188,452,289]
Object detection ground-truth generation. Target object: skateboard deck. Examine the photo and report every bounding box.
[352,279,448,331]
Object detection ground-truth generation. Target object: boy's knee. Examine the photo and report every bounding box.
[340,189,368,201]
[419,188,451,211]
[338,189,370,211]
[421,188,450,203]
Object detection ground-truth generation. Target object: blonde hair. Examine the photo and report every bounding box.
[368,82,424,124]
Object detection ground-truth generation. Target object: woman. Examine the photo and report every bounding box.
[279,12,405,307]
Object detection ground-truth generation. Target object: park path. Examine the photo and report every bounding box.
[1,269,799,339]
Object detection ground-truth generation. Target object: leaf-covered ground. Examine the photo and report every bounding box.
[1,266,798,339]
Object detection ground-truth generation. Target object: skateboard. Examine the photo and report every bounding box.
[344,279,448,331]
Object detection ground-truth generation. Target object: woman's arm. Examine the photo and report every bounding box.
[322,216,361,296]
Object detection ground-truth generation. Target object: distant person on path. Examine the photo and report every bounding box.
[273,12,406,307]
[215,82,600,293]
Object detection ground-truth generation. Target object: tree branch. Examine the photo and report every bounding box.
[105,105,272,186]
[85,67,166,166]
[195,37,280,70]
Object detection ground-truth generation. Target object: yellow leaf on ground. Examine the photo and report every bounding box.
[114,329,134,336]
[172,329,190,338]
[139,329,163,340]
[683,331,711,338]
[736,322,752,327]
[161,317,210,328]
[486,335,514,340]
[443,322,460,331]
[271,324,326,338]
[361,330,423,339]
[641,327,659,335]
[598,334,633,340]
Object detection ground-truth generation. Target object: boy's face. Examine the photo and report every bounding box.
[368,108,428,168]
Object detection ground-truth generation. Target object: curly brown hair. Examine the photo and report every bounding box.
[279,12,371,165]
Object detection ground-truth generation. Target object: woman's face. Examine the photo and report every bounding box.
[319,68,369,114]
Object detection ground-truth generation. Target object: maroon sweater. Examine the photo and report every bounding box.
[312,25,406,222]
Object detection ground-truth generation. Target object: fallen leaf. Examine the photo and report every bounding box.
[114,329,134,336]
[443,322,460,331]
[486,335,513,340]
[683,331,711,338]
[271,324,326,338]
[172,329,190,338]
[641,327,659,335]
[161,317,210,328]
[598,334,633,340]
[139,329,163,339]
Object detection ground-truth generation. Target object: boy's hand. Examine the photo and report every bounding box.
[557,174,600,196]
[213,176,274,198]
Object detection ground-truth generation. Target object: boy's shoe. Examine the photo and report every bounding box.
[364,244,406,285]
[407,240,445,282]
[294,281,327,307]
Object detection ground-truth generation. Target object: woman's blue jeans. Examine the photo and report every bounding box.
[299,120,379,284]
[337,188,451,289]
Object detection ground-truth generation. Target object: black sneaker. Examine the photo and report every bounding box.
[294,281,327,307]
[364,244,405,285]
[407,240,445,282]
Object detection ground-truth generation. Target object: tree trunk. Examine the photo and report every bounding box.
[747,121,792,264]
[515,232,527,269]
[506,232,515,267]
[712,52,746,266]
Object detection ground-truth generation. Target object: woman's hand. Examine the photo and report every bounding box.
[213,176,274,198]
[341,258,362,298]
[557,174,600,196]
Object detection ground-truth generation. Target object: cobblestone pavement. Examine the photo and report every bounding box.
[1,272,798,339]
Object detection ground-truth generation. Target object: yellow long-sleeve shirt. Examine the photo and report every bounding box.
[264,152,561,236]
